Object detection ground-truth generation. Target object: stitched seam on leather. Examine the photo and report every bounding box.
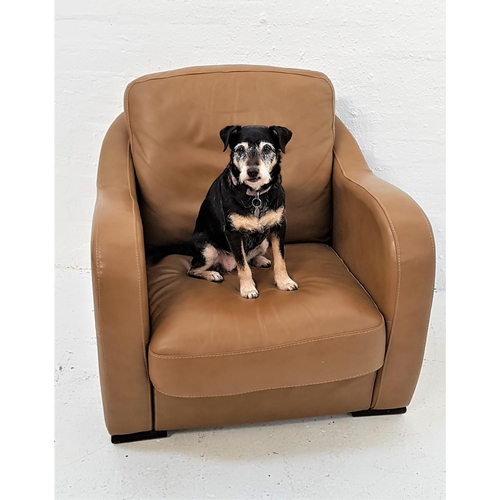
[333,151,402,408]
[149,323,384,359]
[153,368,380,399]
[95,222,103,338]
[126,145,152,423]
[129,68,333,90]
[94,221,111,419]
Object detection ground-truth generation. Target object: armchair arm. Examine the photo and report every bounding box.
[332,117,435,410]
[91,113,152,435]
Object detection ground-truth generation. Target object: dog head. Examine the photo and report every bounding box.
[220,125,292,191]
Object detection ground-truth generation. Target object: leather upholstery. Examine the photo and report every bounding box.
[148,243,385,398]
[91,65,435,436]
[332,118,435,409]
[154,375,377,431]
[91,114,152,435]
[125,65,334,247]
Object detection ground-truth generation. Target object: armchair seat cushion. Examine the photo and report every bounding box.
[147,243,386,398]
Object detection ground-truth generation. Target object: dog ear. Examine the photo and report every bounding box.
[220,125,241,152]
[269,126,293,153]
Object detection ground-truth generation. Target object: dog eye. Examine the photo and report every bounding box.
[262,144,273,154]
[234,146,245,155]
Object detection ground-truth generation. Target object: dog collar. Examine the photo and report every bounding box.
[245,185,271,197]
[229,172,271,217]
[246,185,272,217]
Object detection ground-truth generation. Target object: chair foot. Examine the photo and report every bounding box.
[351,407,407,417]
[111,430,171,444]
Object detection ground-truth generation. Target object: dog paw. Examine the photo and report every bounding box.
[240,282,259,299]
[208,271,224,282]
[276,278,298,291]
[251,256,272,268]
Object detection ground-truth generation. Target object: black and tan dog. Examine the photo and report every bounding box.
[149,124,298,299]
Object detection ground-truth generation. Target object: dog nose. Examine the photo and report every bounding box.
[247,167,260,179]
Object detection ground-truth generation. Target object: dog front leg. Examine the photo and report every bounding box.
[225,231,259,299]
[270,223,298,291]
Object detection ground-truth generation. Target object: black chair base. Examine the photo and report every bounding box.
[351,407,407,417]
[111,430,171,444]
[110,409,407,441]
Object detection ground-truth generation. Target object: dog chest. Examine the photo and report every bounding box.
[229,207,284,232]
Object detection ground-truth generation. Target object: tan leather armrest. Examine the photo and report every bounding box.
[332,117,435,409]
[91,114,152,435]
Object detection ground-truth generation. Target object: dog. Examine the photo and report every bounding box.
[148,124,298,299]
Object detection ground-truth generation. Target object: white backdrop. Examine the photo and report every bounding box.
[55,0,445,289]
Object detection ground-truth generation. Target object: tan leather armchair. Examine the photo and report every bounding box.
[91,65,435,443]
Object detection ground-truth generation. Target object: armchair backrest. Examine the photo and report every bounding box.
[124,65,335,246]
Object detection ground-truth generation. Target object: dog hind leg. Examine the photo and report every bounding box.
[248,239,271,268]
[187,243,224,282]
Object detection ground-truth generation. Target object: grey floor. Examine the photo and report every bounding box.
[55,267,445,500]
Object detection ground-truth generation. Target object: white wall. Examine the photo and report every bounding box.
[55,0,445,290]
